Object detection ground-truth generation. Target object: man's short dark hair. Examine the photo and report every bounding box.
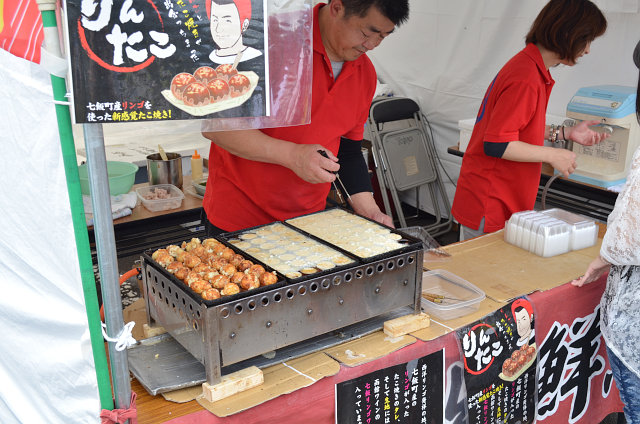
[525,0,607,64]
[336,0,409,26]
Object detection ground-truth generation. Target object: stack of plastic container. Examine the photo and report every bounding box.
[504,208,598,257]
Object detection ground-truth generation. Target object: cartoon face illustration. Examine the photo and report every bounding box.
[511,298,534,344]
[207,0,251,55]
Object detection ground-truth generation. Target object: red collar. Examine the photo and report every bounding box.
[523,43,553,84]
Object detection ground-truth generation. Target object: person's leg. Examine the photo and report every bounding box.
[459,217,486,241]
[607,346,640,423]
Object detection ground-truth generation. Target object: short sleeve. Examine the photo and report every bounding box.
[484,82,538,143]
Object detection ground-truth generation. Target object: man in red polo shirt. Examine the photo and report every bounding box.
[201,0,409,233]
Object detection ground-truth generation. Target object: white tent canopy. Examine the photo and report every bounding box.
[1,1,639,423]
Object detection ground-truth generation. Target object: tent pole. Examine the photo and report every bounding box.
[83,123,132,412]
[35,0,121,413]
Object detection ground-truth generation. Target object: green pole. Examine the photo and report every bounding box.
[37,2,114,410]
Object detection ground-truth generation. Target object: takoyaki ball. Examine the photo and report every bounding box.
[220,263,237,277]
[248,264,266,276]
[201,288,221,301]
[516,354,528,368]
[240,273,260,291]
[228,74,251,98]
[221,282,241,296]
[527,346,536,359]
[206,78,230,102]
[211,274,230,290]
[174,267,189,281]
[259,272,278,286]
[511,350,521,361]
[502,359,513,377]
[203,269,220,283]
[190,279,211,294]
[191,245,207,259]
[193,66,217,84]
[230,254,245,267]
[520,343,529,352]
[182,238,200,251]
[212,243,227,256]
[208,257,228,271]
[508,362,519,375]
[215,64,238,80]
[192,263,210,275]
[155,251,174,268]
[231,271,245,285]
[182,82,211,107]
[152,248,169,261]
[183,253,202,269]
[175,249,188,263]
[170,72,196,101]
[185,271,201,287]
[166,261,185,275]
[221,247,235,261]
[237,260,253,272]
[202,238,220,250]
[166,245,183,257]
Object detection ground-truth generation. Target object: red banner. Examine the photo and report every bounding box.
[0,0,43,63]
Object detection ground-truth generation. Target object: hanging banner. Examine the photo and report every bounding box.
[457,297,537,424]
[64,0,269,124]
[335,349,444,424]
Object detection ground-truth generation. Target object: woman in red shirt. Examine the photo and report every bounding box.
[452,0,608,240]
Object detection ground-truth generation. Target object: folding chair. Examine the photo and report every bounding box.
[368,97,452,237]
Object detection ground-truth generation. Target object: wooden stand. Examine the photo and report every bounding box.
[202,366,264,403]
[142,323,167,338]
[383,312,431,337]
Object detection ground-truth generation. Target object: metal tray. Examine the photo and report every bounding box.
[285,207,424,263]
[217,221,360,283]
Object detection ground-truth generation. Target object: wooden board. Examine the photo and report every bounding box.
[423,230,602,303]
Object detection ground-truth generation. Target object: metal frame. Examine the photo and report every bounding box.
[368,97,453,236]
[142,248,423,386]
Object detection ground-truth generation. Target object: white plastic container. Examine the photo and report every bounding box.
[421,269,486,321]
[136,184,184,212]
[533,220,571,257]
[541,208,598,251]
[458,118,476,152]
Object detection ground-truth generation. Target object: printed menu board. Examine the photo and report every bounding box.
[64,0,268,123]
[335,350,444,424]
[457,297,537,424]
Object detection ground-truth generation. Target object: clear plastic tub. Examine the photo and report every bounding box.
[421,269,486,321]
[541,208,598,250]
[136,184,184,212]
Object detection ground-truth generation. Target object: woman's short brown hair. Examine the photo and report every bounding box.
[525,0,607,64]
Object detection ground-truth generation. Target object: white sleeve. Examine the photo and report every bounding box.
[600,147,640,265]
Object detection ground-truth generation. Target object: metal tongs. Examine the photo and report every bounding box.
[318,150,351,203]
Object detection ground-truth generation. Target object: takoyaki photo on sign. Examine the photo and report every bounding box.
[161,0,265,116]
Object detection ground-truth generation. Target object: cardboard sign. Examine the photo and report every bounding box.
[64,0,268,124]
[335,349,444,424]
[457,297,537,424]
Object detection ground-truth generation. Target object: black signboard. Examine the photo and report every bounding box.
[64,0,268,123]
[335,350,444,424]
[457,297,537,424]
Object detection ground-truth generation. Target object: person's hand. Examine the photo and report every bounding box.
[571,255,610,287]
[288,144,339,183]
[368,209,394,227]
[567,120,610,146]
[548,148,577,178]
[348,192,394,227]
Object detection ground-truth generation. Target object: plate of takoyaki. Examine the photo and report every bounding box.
[162,65,259,116]
[499,343,537,382]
